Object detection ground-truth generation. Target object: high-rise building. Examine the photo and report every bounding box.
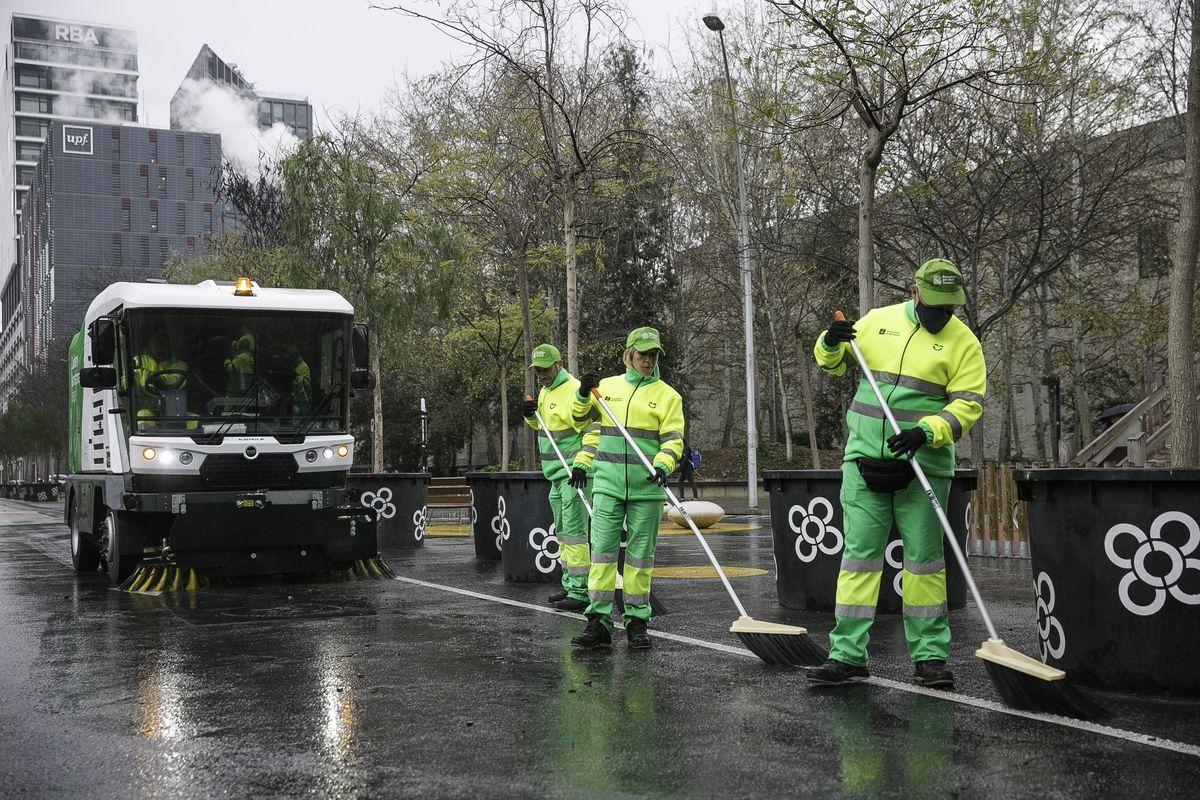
[170,44,312,139]
[1,14,139,313]
[0,121,222,407]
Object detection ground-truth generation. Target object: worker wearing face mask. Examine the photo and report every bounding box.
[807,259,986,689]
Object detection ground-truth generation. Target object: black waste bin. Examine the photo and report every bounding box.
[1014,468,1200,694]
[466,472,504,561]
[346,473,430,548]
[492,471,560,584]
[27,482,58,502]
[765,468,976,614]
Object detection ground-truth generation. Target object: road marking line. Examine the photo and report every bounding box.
[394,575,1200,759]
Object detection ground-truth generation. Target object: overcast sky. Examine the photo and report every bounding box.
[6,0,711,129]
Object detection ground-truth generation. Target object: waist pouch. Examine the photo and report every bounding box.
[856,458,914,493]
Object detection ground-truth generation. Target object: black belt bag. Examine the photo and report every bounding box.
[856,458,915,493]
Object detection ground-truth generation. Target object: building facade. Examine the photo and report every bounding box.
[0,121,222,406]
[2,14,139,311]
[169,44,312,138]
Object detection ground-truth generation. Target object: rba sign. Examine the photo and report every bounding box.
[55,25,101,45]
[63,125,94,156]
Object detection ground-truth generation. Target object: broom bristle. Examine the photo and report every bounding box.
[976,638,1110,721]
[731,616,828,667]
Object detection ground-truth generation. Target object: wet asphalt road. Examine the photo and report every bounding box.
[1,497,1198,799]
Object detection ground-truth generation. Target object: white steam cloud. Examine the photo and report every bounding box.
[172,78,298,179]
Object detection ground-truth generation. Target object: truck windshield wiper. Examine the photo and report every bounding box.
[205,378,263,444]
[290,381,345,441]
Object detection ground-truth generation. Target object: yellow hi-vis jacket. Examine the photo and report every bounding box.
[571,367,685,502]
[523,368,589,482]
[814,300,986,478]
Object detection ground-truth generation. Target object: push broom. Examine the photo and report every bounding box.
[527,396,665,615]
[589,388,826,666]
[834,311,1108,719]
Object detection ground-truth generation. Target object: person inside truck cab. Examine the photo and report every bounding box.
[224,332,256,395]
[284,343,312,416]
[132,330,190,428]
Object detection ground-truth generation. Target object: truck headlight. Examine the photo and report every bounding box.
[323,447,334,460]
[142,447,157,461]
[337,445,349,458]
[159,449,176,465]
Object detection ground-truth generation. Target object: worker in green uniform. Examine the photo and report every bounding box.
[807,259,985,688]
[224,332,255,395]
[569,327,685,651]
[132,330,189,430]
[522,343,592,612]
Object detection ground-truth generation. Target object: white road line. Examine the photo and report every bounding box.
[394,575,1200,759]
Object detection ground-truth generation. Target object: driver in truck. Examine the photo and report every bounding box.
[133,330,190,429]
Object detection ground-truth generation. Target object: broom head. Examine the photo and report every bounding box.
[977,638,1110,721]
[731,615,827,667]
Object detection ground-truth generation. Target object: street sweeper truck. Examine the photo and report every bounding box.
[64,278,388,587]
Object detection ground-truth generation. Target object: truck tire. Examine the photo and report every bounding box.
[102,508,142,584]
[69,494,101,573]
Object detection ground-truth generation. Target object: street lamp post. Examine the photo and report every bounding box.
[704,11,758,510]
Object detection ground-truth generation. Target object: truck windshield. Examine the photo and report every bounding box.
[124,310,350,437]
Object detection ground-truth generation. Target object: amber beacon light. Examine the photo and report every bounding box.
[234,276,255,296]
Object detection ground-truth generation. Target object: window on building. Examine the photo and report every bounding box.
[15,67,48,89]
[111,163,121,195]
[148,132,158,164]
[176,135,186,164]
[16,166,36,186]
[159,238,170,265]
[186,236,196,254]
[1138,221,1170,279]
[284,103,296,128]
[16,119,47,138]
[16,94,50,113]
[204,204,213,234]
[259,101,271,127]
[16,142,42,162]
[158,169,168,197]
[140,236,150,268]
[176,202,186,235]
[112,127,121,160]
[185,169,195,199]
[112,234,122,267]
[148,201,158,232]
[272,101,284,123]
[139,165,149,197]
[121,198,131,231]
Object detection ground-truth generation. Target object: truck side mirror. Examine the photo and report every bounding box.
[79,366,117,389]
[89,317,116,365]
[352,323,370,370]
[350,370,375,390]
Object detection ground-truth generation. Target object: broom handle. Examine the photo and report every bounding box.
[528,396,593,517]
[835,312,1000,641]
[589,388,750,618]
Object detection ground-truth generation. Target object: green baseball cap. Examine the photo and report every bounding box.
[528,343,561,370]
[914,258,966,306]
[626,326,665,354]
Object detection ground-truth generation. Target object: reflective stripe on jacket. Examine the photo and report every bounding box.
[571,367,685,501]
[814,300,986,478]
[523,368,589,482]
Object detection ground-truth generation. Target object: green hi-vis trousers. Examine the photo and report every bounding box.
[549,476,591,601]
[585,493,660,630]
[829,461,951,666]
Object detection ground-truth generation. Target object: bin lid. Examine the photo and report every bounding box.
[1013,467,1200,482]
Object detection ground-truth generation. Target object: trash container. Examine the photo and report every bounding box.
[764,468,976,614]
[466,472,503,561]
[346,473,430,548]
[491,471,560,584]
[1014,468,1200,694]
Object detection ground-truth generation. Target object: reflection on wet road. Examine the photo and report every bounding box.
[1,498,1198,798]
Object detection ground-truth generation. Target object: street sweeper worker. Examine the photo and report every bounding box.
[568,326,684,650]
[808,259,985,688]
[132,329,189,429]
[522,343,593,612]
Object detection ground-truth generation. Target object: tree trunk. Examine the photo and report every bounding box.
[721,338,735,448]
[517,257,537,471]
[1171,3,1200,467]
[371,332,384,472]
[857,148,879,316]
[795,335,821,469]
[498,358,510,472]
[998,323,1013,461]
[1070,318,1094,446]
[563,184,579,375]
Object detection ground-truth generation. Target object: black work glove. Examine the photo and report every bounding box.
[522,398,537,419]
[824,319,857,346]
[569,467,588,489]
[577,374,598,400]
[887,427,927,458]
[646,466,668,486]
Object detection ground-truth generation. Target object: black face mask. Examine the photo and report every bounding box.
[916,301,954,334]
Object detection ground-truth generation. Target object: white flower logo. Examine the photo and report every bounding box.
[788,497,843,563]
[529,523,561,574]
[1105,511,1200,616]
[1035,571,1065,661]
[413,505,427,542]
[470,488,477,526]
[886,539,904,596]
[491,494,511,551]
[359,487,396,520]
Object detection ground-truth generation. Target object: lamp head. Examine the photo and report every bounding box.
[702,12,725,31]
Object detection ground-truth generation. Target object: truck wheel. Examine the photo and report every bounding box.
[102,509,141,584]
[69,495,101,573]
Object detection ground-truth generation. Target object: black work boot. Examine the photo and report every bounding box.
[805,659,870,686]
[548,589,568,603]
[913,659,955,688]
[625,618,652,650]
[552,596,588,612]
[571,616,612,649]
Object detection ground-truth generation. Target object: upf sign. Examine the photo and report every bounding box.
[63,125,94,155]
[55,25,100,45]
